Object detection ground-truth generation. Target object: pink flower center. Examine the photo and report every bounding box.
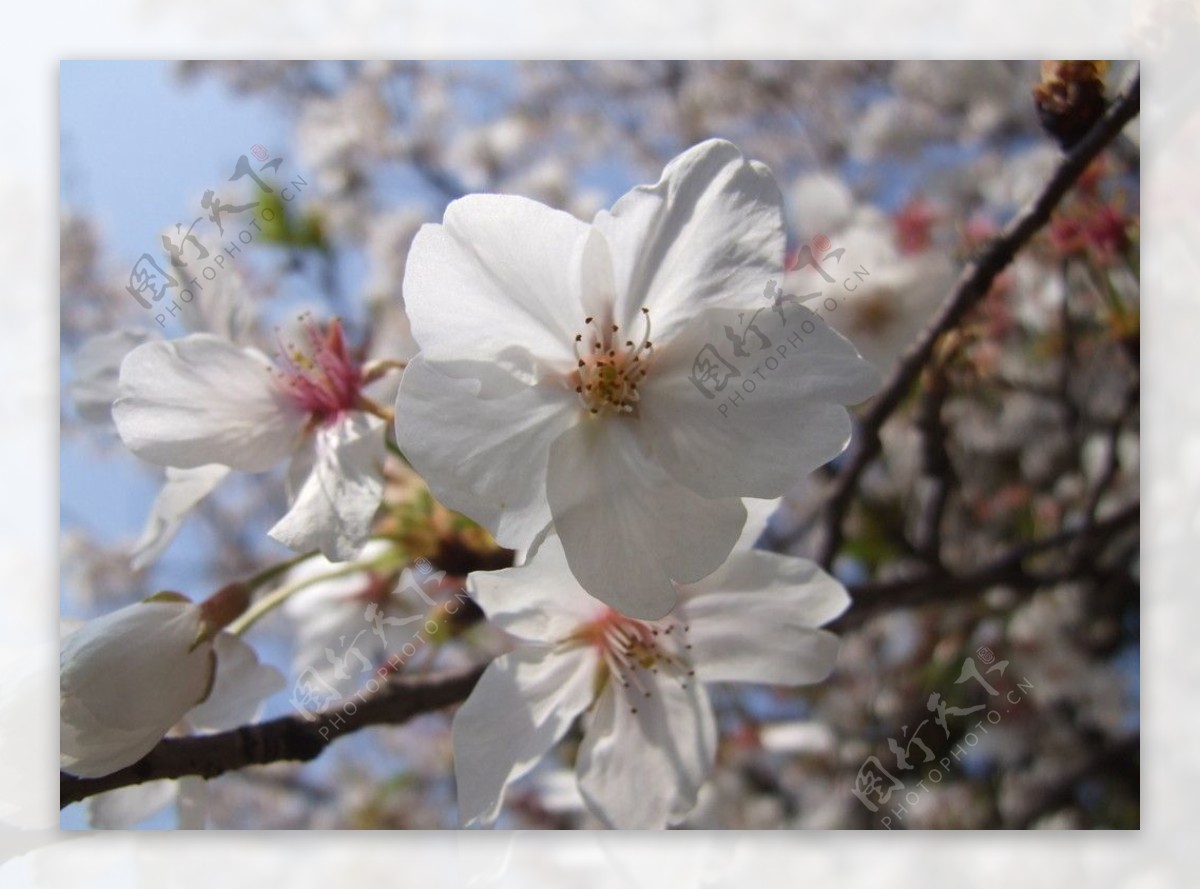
[573,608,694,714]
[272,316,363,422]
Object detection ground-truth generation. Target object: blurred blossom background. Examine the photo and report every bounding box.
[60,60,1140,829]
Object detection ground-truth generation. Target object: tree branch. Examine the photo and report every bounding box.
[836,500,1138,630]
[911,361,954,566]
[61,664,486,808]
[814,71,1141,568]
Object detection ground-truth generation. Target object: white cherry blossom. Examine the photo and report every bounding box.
[71,272,261,568]
[281,540,414,696]
[114,316,393,562]
[397,138,878,618]
[69,329,158,426]
[789,215,955,374]
[452,526,850,829]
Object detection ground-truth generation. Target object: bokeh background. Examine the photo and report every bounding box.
[58,60,1140,831]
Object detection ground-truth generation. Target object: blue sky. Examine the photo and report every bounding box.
[61,61,292,259]
[59,61,304,579]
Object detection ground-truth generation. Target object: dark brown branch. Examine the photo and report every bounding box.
[61,664,486,808]
[814,72,1141,568]
[836,500,1138,630]
[911,362,954,565]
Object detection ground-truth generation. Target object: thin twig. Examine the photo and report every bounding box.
[814,72,1141,568]
[1069,381,1139,572]
[911,362,954,566]
[836,500,1138,629]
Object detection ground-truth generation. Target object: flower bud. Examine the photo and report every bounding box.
[61,595,218,778]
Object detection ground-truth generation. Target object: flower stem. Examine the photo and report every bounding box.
[227,554,399,637]
[241,550,319,593]
[355,394,395,423]
[362,358,407,383]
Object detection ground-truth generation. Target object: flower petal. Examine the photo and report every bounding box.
[404,193,592,367]
[268,412,386,562]
[468,532,606,645]
[181,269,254,344]
[114,334,305,472]
[87,780,179,829]
[184,633,285,733]
[60,602,212,728]
[132,464,231,570]
[592,139,785,341]
[638,304,881,499]
[679,550,849,686]
[453,646,597,827]
[60,602,215,777]
[281,544,401,694]
[546,419,746,620]
[575,674,716,829]
[176,776,209,830]
[60,698,175,780]
[395,355,578,553]
[70,329,157,425]
[739,497,782,549]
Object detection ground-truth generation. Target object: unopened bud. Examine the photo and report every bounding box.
[1034,60,1109,150]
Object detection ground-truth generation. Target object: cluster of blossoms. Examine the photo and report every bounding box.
[62,61,1138,830]
[61,138,879,829]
